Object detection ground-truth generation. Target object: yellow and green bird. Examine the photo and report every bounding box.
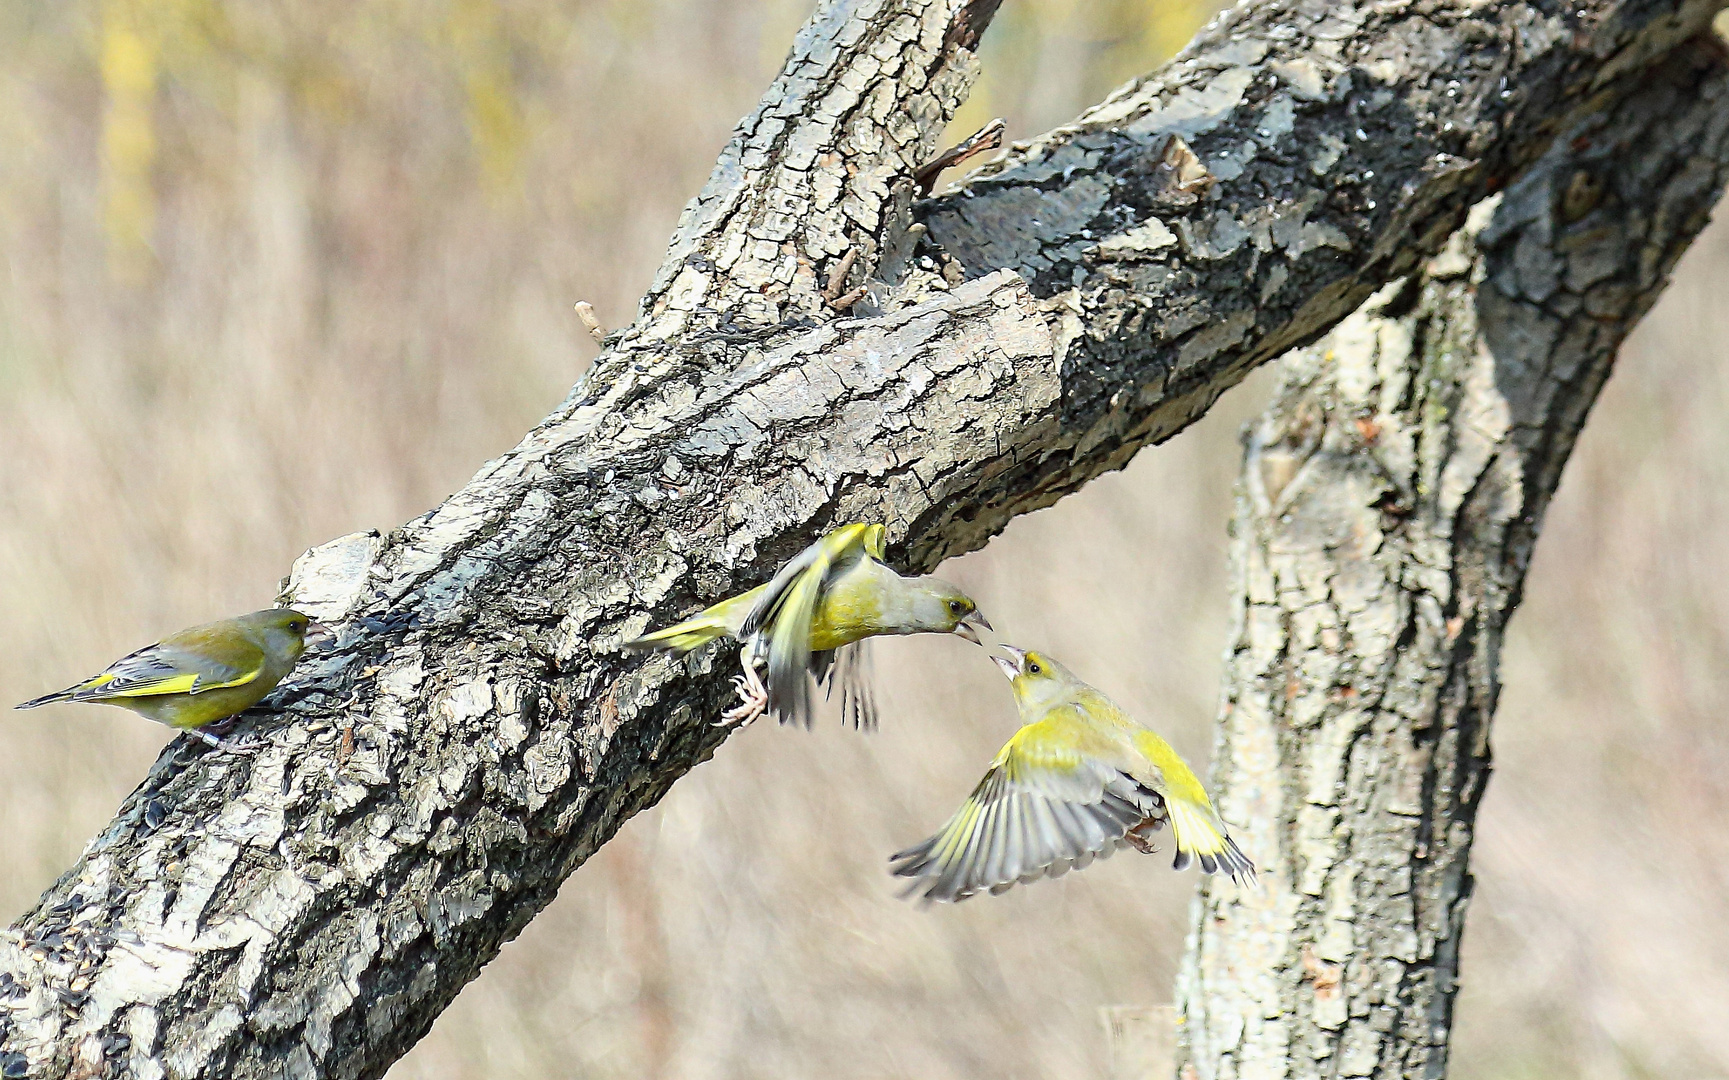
[15,608,322,753]
[627,523,990,729]
[891,646,1255,902]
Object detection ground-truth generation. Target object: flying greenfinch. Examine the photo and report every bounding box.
[627,523,991,729]
[891,646,1255,902]
[15,608,321,753]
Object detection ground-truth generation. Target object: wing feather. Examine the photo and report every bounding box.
[62,641,263,701]
[738,525,876,729]
[891,730,1165,903]
[819,642,879,732]
[764,567,822,727]
[980,793,1011,889]
[737,524,873,640]
[1012,796,1042,884]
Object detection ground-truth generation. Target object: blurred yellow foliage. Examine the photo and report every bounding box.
[94,0,548,244]
[950,0,1220,168]
[445,0,529,196]
[99,0,160,277]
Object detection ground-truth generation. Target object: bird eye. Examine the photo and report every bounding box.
[1028,661,1042,674]
[948,600,964,613]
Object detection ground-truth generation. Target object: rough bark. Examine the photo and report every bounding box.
[913,0,1729,491]
[1177,42,1729,1080]
[0,0,1724,1078]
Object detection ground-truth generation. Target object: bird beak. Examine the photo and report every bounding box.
[992,645,1027,681]
[953,609,992,645]
[304,621,336,650]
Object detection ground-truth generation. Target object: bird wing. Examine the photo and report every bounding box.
[817,640,878,732]
[889,706,1157,902]
[62,637,265,701]
[761,553,825,727]
[861,522,888,561]
[737,523,878,640]
[738,524,880,728]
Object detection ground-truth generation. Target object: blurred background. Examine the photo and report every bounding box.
[1,2,1727,1077]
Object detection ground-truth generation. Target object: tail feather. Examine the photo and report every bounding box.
[623,614,733,656]
[1167,799,1257,886]
[15,688,74,710]
[627,588,760,656]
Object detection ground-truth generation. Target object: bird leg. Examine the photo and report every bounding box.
[203,714,243,737]
[1126,817,1164,855]
[185,727,262,757]
[718,648,769,727]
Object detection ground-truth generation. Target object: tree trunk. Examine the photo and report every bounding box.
[1177,41,1729,1080]
[1,1,1725,1078]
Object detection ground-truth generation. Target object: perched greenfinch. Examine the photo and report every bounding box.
[15,608,321,753]
[628,523,991,729]
[892,647,1255,902]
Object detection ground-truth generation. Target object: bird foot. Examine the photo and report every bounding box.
[717,672,768,727]
[1126,821,1161,855]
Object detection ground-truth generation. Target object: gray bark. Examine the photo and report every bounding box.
[0,0,1724,1078]
[1177,42,1729,1080]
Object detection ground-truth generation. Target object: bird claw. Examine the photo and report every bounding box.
[716,672,768,727]
[1126,834,1158,856]
[1126,820,1162,855]
[718,692,767,727]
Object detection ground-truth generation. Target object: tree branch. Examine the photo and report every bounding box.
[907,0,1728,530]
[1178,40,1729,1080]
[0,0,1724,1078]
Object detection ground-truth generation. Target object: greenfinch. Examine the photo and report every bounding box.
[892,647,1255,902]
[628,523,991,729]
[15,608,321,753]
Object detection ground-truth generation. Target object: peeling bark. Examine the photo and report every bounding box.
[0,0,1725,1078]
[1178,42,1729,1080]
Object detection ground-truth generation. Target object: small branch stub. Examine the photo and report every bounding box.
[823,245,864,307]
[574,301,607,344]
[915,117,1006,195]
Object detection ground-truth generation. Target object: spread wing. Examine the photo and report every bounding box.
[890,709,1161,902]
[739,524,881,729]
[815,641,878,732]
[62,638,264,701]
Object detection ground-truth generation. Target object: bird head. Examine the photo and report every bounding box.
[910,579,992,644]
[991,646,1077,711]
[242,608,324,660]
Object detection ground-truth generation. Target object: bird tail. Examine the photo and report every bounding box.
[623,611,735,655]
[14,688,75,710]
[1166,799,1257,885]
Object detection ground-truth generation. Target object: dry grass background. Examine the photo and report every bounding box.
[1,2,1726,1077]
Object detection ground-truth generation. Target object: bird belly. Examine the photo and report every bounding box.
[808,600,884,652]
[808,622,867,652]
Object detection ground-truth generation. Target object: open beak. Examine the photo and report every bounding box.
[953,609,993,646]
[304,620,336,651]
[991,645,1028,681]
